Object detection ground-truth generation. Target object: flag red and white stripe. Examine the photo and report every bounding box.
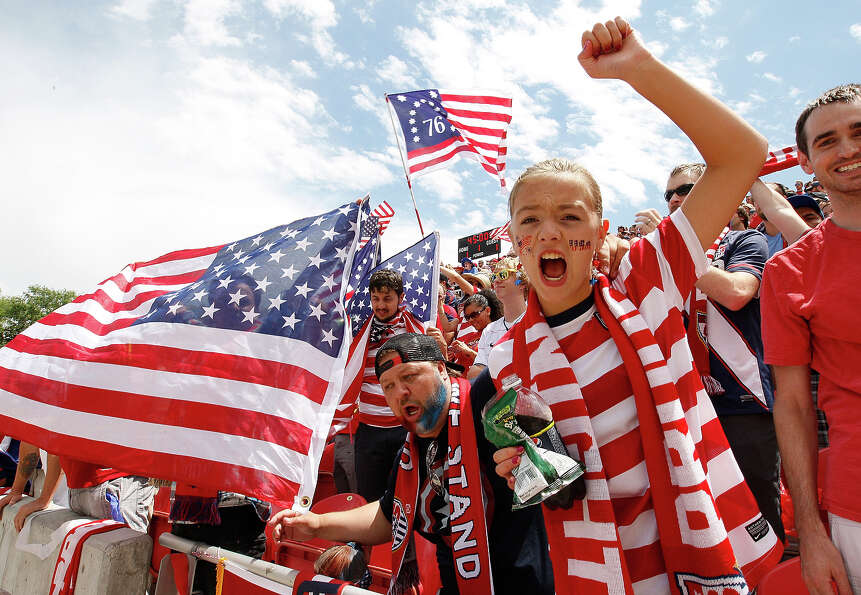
[0,206,361,509]
[387,90,513,187]
[371,201,394,235]
[489,221,510,243]
[50,519,126,595]
[759,145,799,176]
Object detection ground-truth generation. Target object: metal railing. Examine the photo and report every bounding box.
[158,533,379,595]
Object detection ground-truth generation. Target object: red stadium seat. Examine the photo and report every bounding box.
[148,511,173,581]
[264,492,393,593]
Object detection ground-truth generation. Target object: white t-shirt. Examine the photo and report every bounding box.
[474,313,524,367]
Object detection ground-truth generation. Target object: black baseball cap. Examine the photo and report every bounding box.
[788,194,824,218]
[374,333,464,379]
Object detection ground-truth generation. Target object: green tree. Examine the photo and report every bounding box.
[0,285,78,347]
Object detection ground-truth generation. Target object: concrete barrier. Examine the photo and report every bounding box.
[0,497,152,595]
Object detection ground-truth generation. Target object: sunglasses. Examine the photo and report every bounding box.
[664,183,694,203]
[491,269,517,283]
[464,307,487,321]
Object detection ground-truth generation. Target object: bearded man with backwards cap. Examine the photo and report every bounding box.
[268,333,554,595]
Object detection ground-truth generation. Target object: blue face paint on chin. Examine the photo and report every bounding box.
[414,376,447,436]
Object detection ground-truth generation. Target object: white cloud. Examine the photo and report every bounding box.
[850,23,861,41]
[290,59,316,78]
[644,40,668,58]
[414,169,465,203]
[763,72,782,83]
[264,0,337,27]
[109,0,157,21]
[377,56,417,89]
[746,50,766,63]
[730,100,753,115]
[264,0,352,66]
[160,56,392,188]
[0,39,394,295]
[669,17,690,31]
[749,92,767,103]
[655,10,690,31]
[183,0,243,47]
[354,1,377,24]
[693,0,717,18]
[789,87,802,98]
[711,36,729,49]
[396,0,717,215]
[351,83,393,130]
[789,35,800,43]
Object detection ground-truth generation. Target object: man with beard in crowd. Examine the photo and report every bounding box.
[338,269,426,503]
[269,333,554,595]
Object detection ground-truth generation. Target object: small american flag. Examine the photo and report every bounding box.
[346,215,381,303]
[386,89,513,187]
[358,215,380,250]
[759,145,799,176]
[0,202,363,506]
[347,232,441,336]
[372,201,395,235]
[489,221,511,243]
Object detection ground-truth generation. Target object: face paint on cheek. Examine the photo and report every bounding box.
[568,240,592,252]
[516,235,533,256]
[414,378,447,435]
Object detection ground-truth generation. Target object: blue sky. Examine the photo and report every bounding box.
[1,0,858,296]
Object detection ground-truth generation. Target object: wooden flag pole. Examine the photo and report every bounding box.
[385,95,425,237]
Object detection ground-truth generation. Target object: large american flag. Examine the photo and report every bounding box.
[0,202,365,507]
[386,89,513,187]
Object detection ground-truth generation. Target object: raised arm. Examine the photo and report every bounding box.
[440,266,475,296]
[750,180,809,244]
[579,18,767,250]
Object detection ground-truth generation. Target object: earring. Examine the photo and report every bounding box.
[591,253,601,281]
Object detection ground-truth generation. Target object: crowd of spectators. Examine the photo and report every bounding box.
[0,16,858,595]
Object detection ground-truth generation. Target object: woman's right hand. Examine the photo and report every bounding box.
[492,446,525,490]
[268,509,320,543]
[578,17,651,82]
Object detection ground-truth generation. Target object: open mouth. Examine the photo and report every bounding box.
[539,251,567,282]
[836,161,861,173]
[403,404,421,420]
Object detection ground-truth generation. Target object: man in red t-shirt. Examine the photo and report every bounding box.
[0,441,155,533]
[761,83,861,595]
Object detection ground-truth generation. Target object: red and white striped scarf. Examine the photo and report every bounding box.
[390,379,493,595]
[490,282,782,594]
[50,519,127,595]
[686,226,730,396]
[334,307,425,434]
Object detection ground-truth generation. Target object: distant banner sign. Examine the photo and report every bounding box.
[457,228,500,260]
